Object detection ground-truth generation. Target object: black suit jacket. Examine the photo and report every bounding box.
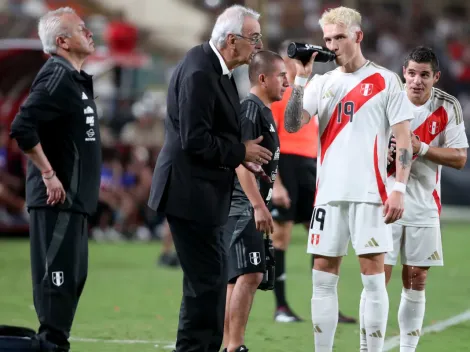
[148,42,246,226]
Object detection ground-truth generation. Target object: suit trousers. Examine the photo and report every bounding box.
[167,214,230,352]
[29,208,88,351]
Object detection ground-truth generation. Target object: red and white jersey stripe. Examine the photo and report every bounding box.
[303,61,414,206]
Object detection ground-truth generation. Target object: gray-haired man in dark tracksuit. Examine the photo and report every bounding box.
[10,7,100,352]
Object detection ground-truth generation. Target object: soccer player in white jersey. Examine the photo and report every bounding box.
[283,6,414,352]
[379,46,468,352]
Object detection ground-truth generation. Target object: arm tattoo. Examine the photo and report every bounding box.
[398,148,411,169]
[284,85,305,133]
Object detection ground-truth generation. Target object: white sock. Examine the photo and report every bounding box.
[399,288,426,352]
[361,273,389,352]
[359,288,368,351]
[311,269,339,352]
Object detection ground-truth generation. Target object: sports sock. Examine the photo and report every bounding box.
[311,269,339,352]
[398,288,425,352]
[274,248,287,308]
[359,288,367,351]
[361,273,389,352]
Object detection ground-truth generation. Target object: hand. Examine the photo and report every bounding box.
[254,204,274,234]
[243,136,272,165]
[411,132,421,155]
[383,191,404,224]
[272,183,291,209]
[242,162,272,183]
[388,137,396,165]
[42,172,66,205]
[294,52,318,79]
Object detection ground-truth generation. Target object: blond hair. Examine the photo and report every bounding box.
[319,7,362,38]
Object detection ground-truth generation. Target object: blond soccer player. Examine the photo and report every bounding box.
[284,6,414,351]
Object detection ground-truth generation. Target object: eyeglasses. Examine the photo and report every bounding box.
[235,33,262,45]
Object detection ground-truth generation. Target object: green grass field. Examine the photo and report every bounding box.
[1,222,469,351]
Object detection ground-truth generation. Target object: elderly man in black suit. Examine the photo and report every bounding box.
[148,5,272,352]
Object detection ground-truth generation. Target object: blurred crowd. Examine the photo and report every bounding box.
[1,0,469,246]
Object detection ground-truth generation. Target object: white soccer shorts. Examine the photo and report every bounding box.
[385,224,443,267]
[307,202,393,257]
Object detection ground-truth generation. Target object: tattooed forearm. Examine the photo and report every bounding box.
[398,148,411,170]
[284,85,305,133]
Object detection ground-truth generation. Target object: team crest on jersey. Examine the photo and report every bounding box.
[428,120,441,135]
[360,83,374,96]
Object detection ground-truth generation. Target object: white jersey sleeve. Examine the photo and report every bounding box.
[303,74,321,117]
[386,75,414,126]
[443,99,468,148]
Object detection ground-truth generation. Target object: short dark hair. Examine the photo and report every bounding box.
[248,50,284,85]
[404,46,440,73]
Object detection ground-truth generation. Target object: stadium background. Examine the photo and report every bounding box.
[0,0,469,351]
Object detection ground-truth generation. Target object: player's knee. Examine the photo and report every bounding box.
[272,222,292,249]
[238,272,264,289]
[402,266,429,291]
[358,253,385,275]
[312,255,341,275]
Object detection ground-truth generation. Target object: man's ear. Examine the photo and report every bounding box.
[227,34,237,48]
[355,30,363,44]
[56,36,69,51]
[258,73,267,87]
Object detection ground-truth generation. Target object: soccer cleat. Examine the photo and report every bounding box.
[274,306,304,322]
[338,311,357,324]
[221,346,248,352]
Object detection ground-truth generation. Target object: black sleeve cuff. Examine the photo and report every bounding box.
[226,142,246,169]
[14,134,40,152]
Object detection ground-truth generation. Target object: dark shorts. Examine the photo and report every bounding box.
[270,154,317,223]
[225,211,266,283]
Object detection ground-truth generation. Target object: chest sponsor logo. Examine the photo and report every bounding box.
[86,116,94,126]
[270,167,278,182]
[85,128,96,142]
[274,147,280,160]
[266,188,273,201]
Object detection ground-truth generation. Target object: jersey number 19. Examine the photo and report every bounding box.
[337,101,355,123]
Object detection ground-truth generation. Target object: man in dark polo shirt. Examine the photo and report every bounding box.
[223,50,288,352]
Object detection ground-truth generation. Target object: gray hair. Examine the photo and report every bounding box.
[210,5,260,49]
[38,7,76,54]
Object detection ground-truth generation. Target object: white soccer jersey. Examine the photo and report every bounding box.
[387,87,469,227]
[303,61,414,206]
